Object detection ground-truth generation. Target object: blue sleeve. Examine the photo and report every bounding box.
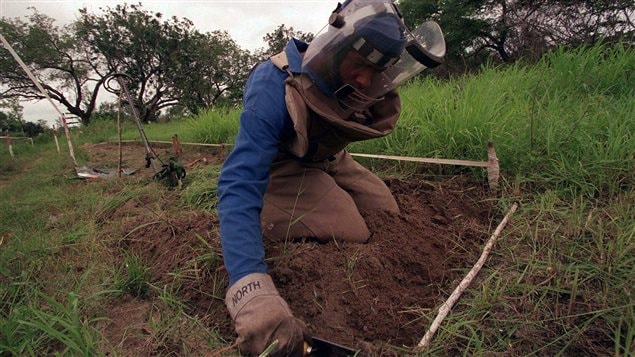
[217,61,292,286]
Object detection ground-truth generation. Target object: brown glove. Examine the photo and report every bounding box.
[225,273,309,356]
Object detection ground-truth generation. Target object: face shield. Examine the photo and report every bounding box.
[380,21,446,91]
[302,0,446,112]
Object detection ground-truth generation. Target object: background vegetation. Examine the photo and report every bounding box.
[1,1,632,127]
[0,4,313,126]
[1,43,633,355]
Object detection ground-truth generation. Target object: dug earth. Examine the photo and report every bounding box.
[85,142,496,354]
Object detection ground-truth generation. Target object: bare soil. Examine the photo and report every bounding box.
[84,142,497,355]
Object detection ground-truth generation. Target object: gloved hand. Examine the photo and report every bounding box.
[225,273,309,356]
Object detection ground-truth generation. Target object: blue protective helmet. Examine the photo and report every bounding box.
[302,0,446,112]
[352,12,406,68]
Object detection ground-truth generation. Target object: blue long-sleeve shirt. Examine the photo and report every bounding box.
[218,39,308,285]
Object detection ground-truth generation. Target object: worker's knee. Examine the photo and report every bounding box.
[261,189,370,243]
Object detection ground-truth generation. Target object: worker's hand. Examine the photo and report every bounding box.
[225,273,309,356]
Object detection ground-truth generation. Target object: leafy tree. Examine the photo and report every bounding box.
[76,3,255,121]
[0,98,23,123]
[0,9,112,125]
[90,101,120,122]
[0,98,24,133]
[175,30,256,113]
[75,3,199,122]
[502,0,634,57]
[399,0,634,70]
[0,112,22,133]
[36,119,48,128]
[0,110,11,132]
[261,24,314,57]
[22,120,45,137]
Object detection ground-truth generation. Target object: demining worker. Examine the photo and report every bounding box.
[217,0,446,355]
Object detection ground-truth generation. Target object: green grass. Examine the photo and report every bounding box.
[0,142,225,354]
[1,42,633,355]
[351,42,634,197]
[185,107,240,145]
[180,165,221,211]
[412,191,635,355]
[80,106,241,145]
[0,289,102,355]
[113,253,151,298]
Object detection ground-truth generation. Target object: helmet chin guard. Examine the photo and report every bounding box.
[302,0,446,113]
[335,84,383,112]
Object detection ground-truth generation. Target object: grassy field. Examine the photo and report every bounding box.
[1,43,633,355]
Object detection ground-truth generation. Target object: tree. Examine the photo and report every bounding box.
[0,110,22,133]
[174,30,256,113]
[0,98,24,133]
[261,24,314,57]
[76,3,207,122]
[0,98,23,123]
[0,111,10,132]
[22,121,45,137]
[399,0,493,71]
[0,9,112,125]
[499,0,635,58]
[399,0,635,70]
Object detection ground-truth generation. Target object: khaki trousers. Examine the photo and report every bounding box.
[261,151,398,243]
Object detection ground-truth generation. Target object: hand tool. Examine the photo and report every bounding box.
[305,337,360,357]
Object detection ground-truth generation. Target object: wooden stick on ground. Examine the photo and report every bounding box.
[416,202,519,352]
[113,139,503,190]
[117,139,230,148]
[349,152,491,168]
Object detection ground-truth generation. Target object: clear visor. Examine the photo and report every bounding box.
[363,21,446,99]
[302,2,446,112]
[302,1,403,96]
[381,21,446,90]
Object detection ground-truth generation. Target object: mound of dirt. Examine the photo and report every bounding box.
[88,143,496,354]
[268,177,495,352]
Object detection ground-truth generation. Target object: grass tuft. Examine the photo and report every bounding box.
[114,253,152,298]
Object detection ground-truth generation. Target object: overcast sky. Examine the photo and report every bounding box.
[0,0,336,125]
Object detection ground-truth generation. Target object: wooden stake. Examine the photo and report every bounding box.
[0,34,78,167]
[117,92,123,178]
[53,127,60,154]
[486,141,500,192]
[172,134,182,156]
[415,202,519,352]
[7,135,14,160]
[351,141,501,191]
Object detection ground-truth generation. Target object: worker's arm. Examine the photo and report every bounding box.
[217,59,308,356]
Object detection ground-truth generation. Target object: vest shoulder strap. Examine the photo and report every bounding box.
[270,50,291,75]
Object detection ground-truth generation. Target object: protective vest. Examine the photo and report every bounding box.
[271,51,401,162]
